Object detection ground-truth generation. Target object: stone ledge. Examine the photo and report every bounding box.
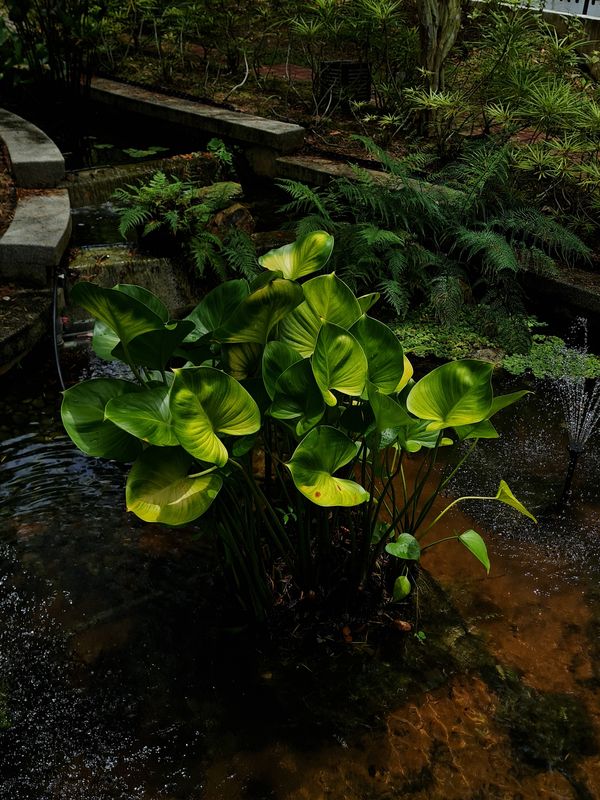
[90,77,305,154]
[0,108,65,188]
[0,190,72,287]
[0,290,52,375]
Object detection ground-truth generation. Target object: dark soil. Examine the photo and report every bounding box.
[0,145,16,238]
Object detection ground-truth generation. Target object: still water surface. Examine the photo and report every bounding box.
[1,349,600,799]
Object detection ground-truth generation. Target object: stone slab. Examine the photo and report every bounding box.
[0,290,52,374]
[90,78,305,154]
[0,108,65,188]
[0,189,72,286]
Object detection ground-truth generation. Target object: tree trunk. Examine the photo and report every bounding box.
[416,0,463,92]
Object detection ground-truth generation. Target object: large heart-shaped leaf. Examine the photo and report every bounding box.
[61,378,143,461]
[458,529,490,573]
[396,355,414,393]
[350,315,404,394]
[259,230,334,280]
[112,320,196,370]
[495,480,537,522]
[454,419,499,441]
[286,426,369,507]
[105,385,177,446]
[170,367,261,466]
[184,279,249,342]
[216,278,304,344]
[357,292,380,313]
[262,341,302,400]
[279,273,362,356]
[270,358,325,436]
[126,446,222,525]
[311,323,368,406]
[407,360,493,430]
[71,282,164,346]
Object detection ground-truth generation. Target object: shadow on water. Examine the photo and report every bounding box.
[3,348,600,798]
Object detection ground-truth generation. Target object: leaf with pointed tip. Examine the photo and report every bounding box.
[286,426,369,507]
[112,320,195,370]
[454,419,499,440]
[396,355,414,393]
[105,385,177,446]
[71,282,164,346]
[458,530,490,573]
[407,360,493,429]
[350,315,405,394]
[357,292,380,313]
[385,533,421,561]
[270,358,325,436]
[113,284,169,322]
[393,575,411,600]
[279,273,362,356]
[184,279,249,342]
[61,378,143,461]
[170,367,261,467]
[495,480,537,522]
[312,323,368,406]
[126,446,222,525]
[259,230,334,280]
[262,341,302,400]
[216,278,304,344]
[488,390,530,417]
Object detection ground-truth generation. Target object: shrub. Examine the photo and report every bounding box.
[61,231,535,620]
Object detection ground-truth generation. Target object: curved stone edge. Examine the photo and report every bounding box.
[0,108,65,188]
[0,109,71,371]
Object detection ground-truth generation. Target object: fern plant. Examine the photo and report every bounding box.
[113,172,244,278]
[278,137,590,328]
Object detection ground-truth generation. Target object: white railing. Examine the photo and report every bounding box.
[543,0,600,20]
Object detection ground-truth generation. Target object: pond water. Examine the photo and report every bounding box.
[2,344,600,799]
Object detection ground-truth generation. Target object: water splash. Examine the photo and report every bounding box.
[554,319,600,506]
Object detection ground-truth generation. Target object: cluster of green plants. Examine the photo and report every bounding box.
[61,231,535,621]
[279,136,590,328]
[113,170,244,278]
[503,334,600,379]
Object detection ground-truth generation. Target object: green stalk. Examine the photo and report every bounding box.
[422,493,496,536]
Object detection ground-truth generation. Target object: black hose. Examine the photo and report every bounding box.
[52,268,66,392]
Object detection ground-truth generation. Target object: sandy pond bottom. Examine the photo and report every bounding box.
[1,348,600,799]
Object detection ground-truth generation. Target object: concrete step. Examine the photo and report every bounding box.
[0,189,72,286]
[0,108,65,188]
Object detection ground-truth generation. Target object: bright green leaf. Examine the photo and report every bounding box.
[259,230,334,280]
[61,378,143,461]
[393,575,411,600]
[286,426,369,507]
[407,359,493,429]
[311,323,368,406]
[495,479,537,522]
[170,366,261,466]
[216,278,304,344]
[350,315,405,394]
[262,341,302,400]
[270,358,325,436]
[385,533,421,561]
[184,279,249,342]
[105,385,177,446]
[458,529,490,573]
[126,446,222,525]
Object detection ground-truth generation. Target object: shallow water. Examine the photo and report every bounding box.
[2,351,600,798]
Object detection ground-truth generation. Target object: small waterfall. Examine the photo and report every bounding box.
[63,152,219,208]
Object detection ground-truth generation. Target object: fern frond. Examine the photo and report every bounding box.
[454,227,520,278]
[429,274,465,324]
[277,179,332,220]
[491,208,591,264]
[378,277,411,319]
[117,206,150,237]
[222,229,259,279]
